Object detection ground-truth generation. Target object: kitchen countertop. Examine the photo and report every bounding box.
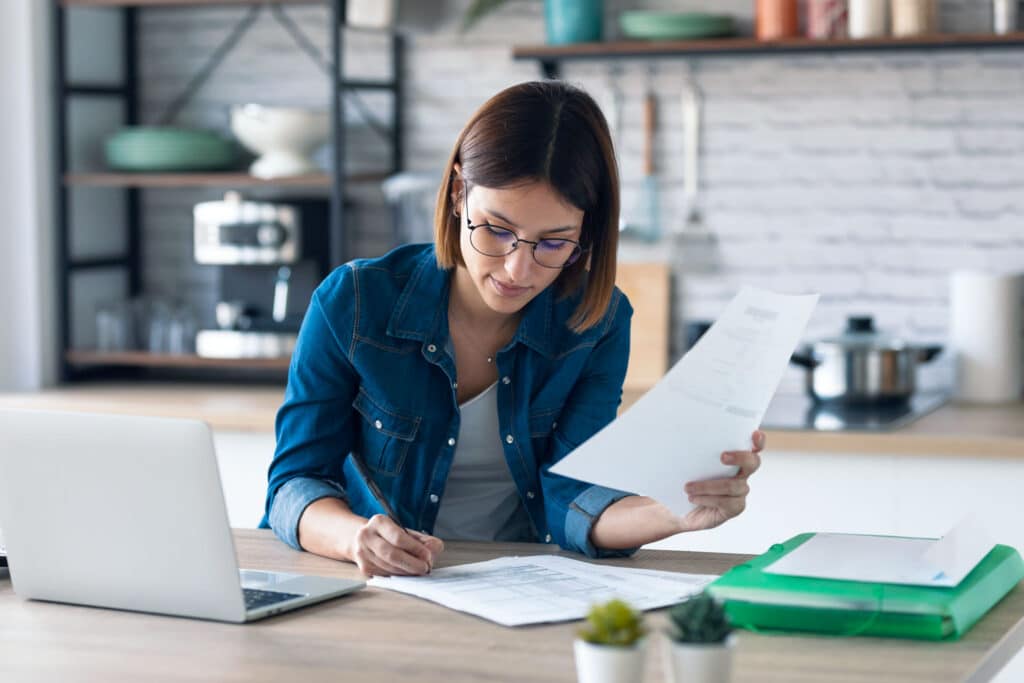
[0,383,1022,458]
[0,383,285,433]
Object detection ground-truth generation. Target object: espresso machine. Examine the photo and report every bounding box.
[193,192,329,359]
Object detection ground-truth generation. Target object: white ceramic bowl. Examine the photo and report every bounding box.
[229,104,330,179]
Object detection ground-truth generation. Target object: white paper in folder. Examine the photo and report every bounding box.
[550,286,818,514]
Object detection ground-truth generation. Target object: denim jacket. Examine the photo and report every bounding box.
[262,243,637,558]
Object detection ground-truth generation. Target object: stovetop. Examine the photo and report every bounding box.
[761,391,949,432]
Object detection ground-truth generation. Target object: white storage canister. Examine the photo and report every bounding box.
[849,0,888,37]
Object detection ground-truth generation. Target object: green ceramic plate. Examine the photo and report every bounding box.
[105,127,238,172]
[619,11,736,40]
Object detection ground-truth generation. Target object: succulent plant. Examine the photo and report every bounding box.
[577,598,647,647]
[461,0,513,33]
[666,592,733,644]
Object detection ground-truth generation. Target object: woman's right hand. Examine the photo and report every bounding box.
[349,514,444,577]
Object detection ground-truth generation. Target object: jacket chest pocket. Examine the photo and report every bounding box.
[528,407,560,439]
[353,389,421,476]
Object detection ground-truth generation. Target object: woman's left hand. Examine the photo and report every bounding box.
[678,429,765,533]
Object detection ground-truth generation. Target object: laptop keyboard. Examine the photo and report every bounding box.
[243,588,303,611]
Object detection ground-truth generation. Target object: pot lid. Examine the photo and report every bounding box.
[813,316,908,350]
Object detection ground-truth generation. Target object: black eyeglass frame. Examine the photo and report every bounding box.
[463,194,587,270]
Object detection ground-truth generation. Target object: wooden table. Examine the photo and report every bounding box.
[0,530,1021,682]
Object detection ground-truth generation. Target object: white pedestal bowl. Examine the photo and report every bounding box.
[230,104,330,179]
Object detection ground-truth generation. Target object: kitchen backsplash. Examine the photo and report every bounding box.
[133,1,1023,391]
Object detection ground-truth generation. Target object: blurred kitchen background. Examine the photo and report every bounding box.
[1,0,1023,555]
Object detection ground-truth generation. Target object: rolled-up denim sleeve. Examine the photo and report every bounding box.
[263,266,361,547]
[269,477,348,550]
[565,485,638,559]
[540,290,640,559]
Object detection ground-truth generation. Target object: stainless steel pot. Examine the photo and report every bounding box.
[790,316,942,404]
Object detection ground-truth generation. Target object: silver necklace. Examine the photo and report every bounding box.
[448,309,516,365]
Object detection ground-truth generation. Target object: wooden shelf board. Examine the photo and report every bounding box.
[513,32,1024,61]
[61,0,322,7]
[63,171,388,188]
[66,350,290,370]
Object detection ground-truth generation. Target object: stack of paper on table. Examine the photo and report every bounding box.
[369,555,717,627]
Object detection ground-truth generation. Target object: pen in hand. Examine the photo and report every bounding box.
[349,452,409,533]
[349,452,442,575]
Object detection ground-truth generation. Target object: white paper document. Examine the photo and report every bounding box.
[763,517,997,587]
[550,286,818,514]
[368,555,716,627]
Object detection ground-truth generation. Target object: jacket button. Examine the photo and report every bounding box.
[429,494,439,503]
[526,491,535,499]
[544,534,552,543]
[427,344,437,353]
[448,437,456,447]
[374,420,383,430]
[505,434,514,444]
[502,376,511,385]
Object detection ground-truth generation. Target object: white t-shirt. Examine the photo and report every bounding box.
[432,382,534,542]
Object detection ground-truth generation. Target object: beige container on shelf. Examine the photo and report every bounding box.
[949,270,1024,404]
[891,0,937,36]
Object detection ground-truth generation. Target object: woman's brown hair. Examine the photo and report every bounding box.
[434,80,620,333]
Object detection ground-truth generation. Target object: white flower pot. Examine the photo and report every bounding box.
[663,634,736,683]
[347,0,397,29]
[573,638,647,683]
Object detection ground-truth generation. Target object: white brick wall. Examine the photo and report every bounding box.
[132,0,1023,391]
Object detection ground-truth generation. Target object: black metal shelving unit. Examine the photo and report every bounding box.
[54,0,404,382]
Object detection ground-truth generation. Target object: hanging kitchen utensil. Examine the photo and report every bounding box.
[673,76,719,273]
[639,85,660,241]
[621,68,660,242]
[605,66,629,234]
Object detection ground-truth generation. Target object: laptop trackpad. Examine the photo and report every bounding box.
[239,569,365,600]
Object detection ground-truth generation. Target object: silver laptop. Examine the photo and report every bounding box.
[0,409,364,623]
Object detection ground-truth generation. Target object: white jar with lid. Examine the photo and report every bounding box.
[849,0,888,37]
[993,0,1019,34]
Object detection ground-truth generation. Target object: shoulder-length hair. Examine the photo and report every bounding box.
[433,80,620,334]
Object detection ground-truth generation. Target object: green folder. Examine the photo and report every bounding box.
[707,533,1024,640]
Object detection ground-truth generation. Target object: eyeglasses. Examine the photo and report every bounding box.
[463,195,585,269]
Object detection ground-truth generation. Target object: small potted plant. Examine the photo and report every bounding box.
[574,598,648,683]
[664,592,736,683]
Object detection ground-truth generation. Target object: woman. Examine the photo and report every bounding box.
[262,81,764,577]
